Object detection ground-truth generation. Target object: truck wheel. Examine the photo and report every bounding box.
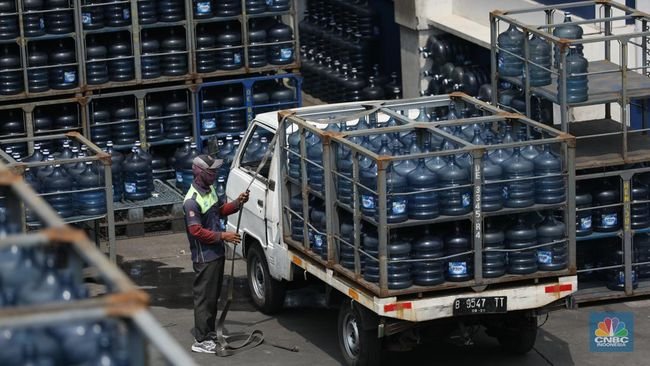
[247,244,286,314]
[497,314,538,355]
[338,302,381,366]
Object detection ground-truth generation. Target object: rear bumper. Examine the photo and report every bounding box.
[374,276,577,322]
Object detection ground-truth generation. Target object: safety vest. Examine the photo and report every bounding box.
[184,184,218,213]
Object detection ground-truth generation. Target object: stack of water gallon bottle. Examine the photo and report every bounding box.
[496,11,589,105]
[285,96,574,293]
[419,33,492,101]
[298,0,401,102]
[0,165,191,365]
[7,137,110,223]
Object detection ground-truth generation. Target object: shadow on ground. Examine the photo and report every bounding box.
[118,257,256,312]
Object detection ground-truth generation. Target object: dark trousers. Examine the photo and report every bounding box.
[192,257,225,342]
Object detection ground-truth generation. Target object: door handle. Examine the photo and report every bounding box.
[257,199,264,207]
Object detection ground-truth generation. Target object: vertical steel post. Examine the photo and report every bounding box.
[299,126,310,250]
[490,14,499,107]
[137,95,148,150]
[104,161,116,263]
[566,143,576,273]
[523,29,532,118]
[604,5,612,62]
[559,46,569,132]
[642,18,649,132]
[377,162,388,294]
[621,173,633,295]
[322,135,337,264]
[621,41,629,161]
[352,151,362,277]
[472,150,483,284]
[73,0,85,88]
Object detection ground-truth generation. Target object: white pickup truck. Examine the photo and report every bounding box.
[226,95,577,365]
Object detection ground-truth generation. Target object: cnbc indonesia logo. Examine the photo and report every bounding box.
[591,313,634,352]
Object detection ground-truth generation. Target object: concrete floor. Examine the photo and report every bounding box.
[116,233,650,366]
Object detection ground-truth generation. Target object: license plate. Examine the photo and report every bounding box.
[453,296,507,315]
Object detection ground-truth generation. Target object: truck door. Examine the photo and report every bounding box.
[226,123,278,250]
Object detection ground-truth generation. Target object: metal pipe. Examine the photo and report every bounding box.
[377,165,388,294]
[491,14,499,106]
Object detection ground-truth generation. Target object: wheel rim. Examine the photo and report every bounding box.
[342,312,360,359]
[251,254,266,301]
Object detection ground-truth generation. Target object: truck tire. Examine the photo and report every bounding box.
[246,244,286,314]
[496,313,538,355]
[338,302,381,366]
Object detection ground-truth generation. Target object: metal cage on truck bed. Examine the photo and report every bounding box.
[278,93,577,298]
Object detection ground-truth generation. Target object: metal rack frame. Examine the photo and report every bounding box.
[195,72,302,152]
[0,96,86,149]
[571,164,650,303]
[279,93,577,297]
[189,0,301,80]
[83,83,198,152]
[490,0,650,170]
[0,164,196,366]
[0,132,117,262]
[0,0,301,102]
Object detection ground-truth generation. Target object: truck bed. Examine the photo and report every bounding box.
[287,245,577,322]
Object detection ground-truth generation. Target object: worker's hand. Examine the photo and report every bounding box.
[222,231,241,244]
[238,190,250,204]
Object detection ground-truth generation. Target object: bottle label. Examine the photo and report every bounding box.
[537,250,553,265]
[602,213,617,227]
[202,118,216,130]
[234,52,242,65]
[448,262,467,275]
[64,71,76,83]
[314,234,323,248]
[82,13,92,24]
[392,199,407,215]
[462,192,471,207]
[123,8,130,20]
[125,182,136,193]
[280,48,293,61]
[361,195,375,210]
[580,216,592,230]
[176,172,183,183]
[196,2,211,14]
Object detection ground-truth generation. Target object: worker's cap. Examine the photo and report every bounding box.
[193,155,223,170]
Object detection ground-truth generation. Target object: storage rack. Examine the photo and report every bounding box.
[84,83,198,152]
[0,0,86,102]
[0,132,117,262]
[490,1,650,303]
[0,96,86,143]
[571,165,650,303]
[0,164,196,365]
[279,93,577,297]
[195,72,302,152]
[0,0,301,101]
[189,0,300,80]
[490,0,650,170]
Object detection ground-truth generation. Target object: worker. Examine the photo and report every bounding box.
[183,154,249,354]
